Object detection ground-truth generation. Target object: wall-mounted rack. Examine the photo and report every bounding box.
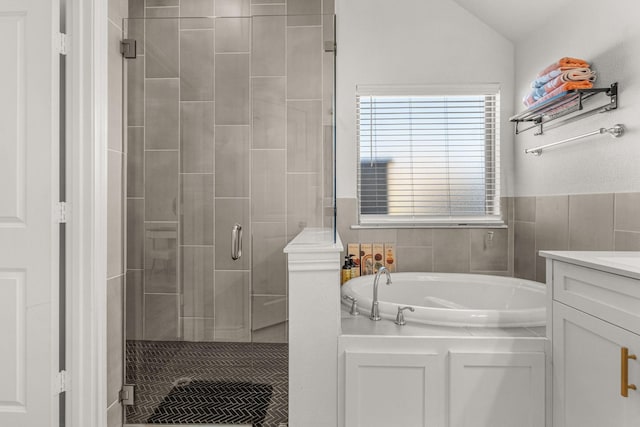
[510,82,618,135]
[524,124,625,156]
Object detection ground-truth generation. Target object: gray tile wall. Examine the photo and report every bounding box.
[336,198,515,277]
[513,192,640,282]
[125,0,334,345]
[108,0,127,425]
[338,192,640,285]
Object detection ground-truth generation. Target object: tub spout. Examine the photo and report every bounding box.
[370,267,392,321]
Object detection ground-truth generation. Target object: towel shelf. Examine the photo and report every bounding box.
[510,83,618,135]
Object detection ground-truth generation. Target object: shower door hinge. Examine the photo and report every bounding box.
[57,33,68,55]
[120,39,137,59]
[324,40,336,53]
[56,370,68,394]
[56,201,68,224]
[120,384,135,406]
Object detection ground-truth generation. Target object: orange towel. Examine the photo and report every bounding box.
[537,57,590,77]
[541,70,595,94]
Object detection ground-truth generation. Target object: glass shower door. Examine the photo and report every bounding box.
[122,3,335,425]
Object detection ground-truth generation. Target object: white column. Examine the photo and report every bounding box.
[285,228,343,427]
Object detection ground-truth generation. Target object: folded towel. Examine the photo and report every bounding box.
[532,67,596,89]
[537,57,590,77]
[530,69,597,100]
[523,81,594,108]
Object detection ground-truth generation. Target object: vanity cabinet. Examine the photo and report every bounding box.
[543,253,640,427]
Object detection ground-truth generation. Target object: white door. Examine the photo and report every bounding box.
[0,0,60,426]
[554,302,640,427]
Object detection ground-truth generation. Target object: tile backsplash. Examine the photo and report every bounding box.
[338,192,640,284]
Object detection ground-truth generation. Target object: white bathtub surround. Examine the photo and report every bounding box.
[342,272,546,328]
[338,312,546,427]
[284,228,343,427]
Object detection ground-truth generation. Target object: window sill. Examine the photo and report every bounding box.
[351,222,507,230]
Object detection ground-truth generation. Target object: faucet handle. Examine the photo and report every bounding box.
[395,306,415,325]
[343,295,360,316]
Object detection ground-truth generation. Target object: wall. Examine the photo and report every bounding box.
[513,0,640,196]
[106,1,127,426]
[511,0,640,281]
[335,0,515,199]
[124,0,334,345]
[333,0,516,272]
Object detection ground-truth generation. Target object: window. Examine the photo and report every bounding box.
[357,84,501,227]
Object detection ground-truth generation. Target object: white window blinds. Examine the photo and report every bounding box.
[357,85,501,226]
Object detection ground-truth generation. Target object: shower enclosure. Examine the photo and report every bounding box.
[122,1,335,424]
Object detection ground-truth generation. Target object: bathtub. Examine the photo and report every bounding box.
[341,272,546,327]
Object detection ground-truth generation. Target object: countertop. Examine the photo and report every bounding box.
[539,251,640,280]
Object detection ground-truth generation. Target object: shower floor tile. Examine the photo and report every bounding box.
[125,340,288,427]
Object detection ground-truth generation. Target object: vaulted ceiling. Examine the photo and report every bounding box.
[451,0,575,42]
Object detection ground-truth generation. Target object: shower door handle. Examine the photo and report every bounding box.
[231,223,243,260]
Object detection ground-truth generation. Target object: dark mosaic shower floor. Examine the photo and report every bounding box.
[125,340,288,426]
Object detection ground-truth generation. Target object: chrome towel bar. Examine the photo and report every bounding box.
[525,124,624,156]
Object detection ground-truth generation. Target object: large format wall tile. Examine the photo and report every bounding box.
[145,79,179,149]
[145,150,179,221]
[286,27,322,100]
[144,293,179,340]
[469,228,508,272]
[145,14,179,77]
[126,56,144,126]
[215,54,250,124]
[127,126,144,197]
[215,0,250,16]
[216,18,250,53]
[182,246,214,317]
[127,198,144,270]
[534,196,569,281]
[180,30,215,101]
[182,317,215,342]
[215,126,250,197]
[433,229,470,273]
[287,100,322,173]
[252,222,287,295]
[615,192,640,232]
[397,246,433,272]
[252,150,285,222]
[181,102,215,173]
[287,0,322,26]
[514,221,535,280]
[215,198,250,270]
[252,295,286,330]
[126,270,144,340]
[214,271,250,342]
[252,77,285,149]
[181,174,214,245]
[252,15,285,76]
[144,222,178,293]
[287,173,321,240]
[568,193,614,250]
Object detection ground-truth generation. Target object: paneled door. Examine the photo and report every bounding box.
[0,0,60,425]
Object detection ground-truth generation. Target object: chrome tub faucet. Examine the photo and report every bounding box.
[370,266,392,320]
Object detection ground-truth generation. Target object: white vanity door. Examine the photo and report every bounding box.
[553,302,640,427]
[448,351,545,427]
[0,0,60,425]
[344,351,442,427]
